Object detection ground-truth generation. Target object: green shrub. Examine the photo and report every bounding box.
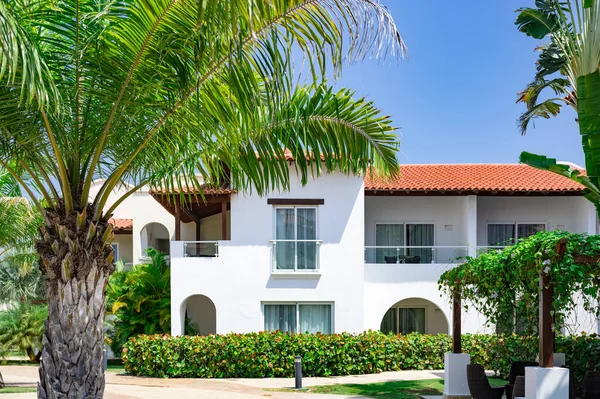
[105,249,170,356]
[123,331,600,385]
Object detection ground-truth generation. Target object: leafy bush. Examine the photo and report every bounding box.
[0,303,47,361]
[106,249,170,355]
[123,331,600,387]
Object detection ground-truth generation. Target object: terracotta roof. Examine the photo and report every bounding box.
[108,218,133,233]
[149,186,233,195]
[364,164,586,195]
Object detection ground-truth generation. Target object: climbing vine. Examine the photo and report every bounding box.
[439,231,600,331]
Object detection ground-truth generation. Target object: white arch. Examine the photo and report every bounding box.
[179,294,217,336]
[378,297,450,335]
[140,222,170,255]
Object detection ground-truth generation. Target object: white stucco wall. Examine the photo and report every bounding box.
[171,170,365,335]
[476,196,596,245]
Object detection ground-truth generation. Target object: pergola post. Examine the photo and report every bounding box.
[539,271,554,368]
[221,200,227,240]
[443,286,470,399]
[453,288,461,354]
[174,200,181,241]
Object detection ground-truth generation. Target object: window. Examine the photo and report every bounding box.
[487,223,546,246]
[264,303,332,334]
[380,307,426,334]
[274,207,319,270]
[111,243,119,262]
[375,223,434,263]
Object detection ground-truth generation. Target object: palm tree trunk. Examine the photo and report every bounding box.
[36,205,114,399]
[0,370,4,389]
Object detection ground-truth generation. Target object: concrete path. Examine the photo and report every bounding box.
[0,365,446,399]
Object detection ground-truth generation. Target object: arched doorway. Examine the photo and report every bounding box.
[140,222,170,255]
[380,298,449,335]
[182,295,216,336]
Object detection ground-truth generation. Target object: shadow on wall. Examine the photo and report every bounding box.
[265,277,320,289]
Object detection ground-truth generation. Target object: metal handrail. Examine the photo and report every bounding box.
[364,245,469,264]
[183,241,219,258]
[271,240,321,272]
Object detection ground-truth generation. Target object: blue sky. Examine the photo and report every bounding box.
[330,0,584,166]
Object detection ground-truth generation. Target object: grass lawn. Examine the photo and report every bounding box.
[106,363,126,374]
[268,377,507,399]
[0,387,37,394]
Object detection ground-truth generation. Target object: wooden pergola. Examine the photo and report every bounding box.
[150,188,233,241]
[450,237,600,367]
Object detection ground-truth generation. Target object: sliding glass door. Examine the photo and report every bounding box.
[375,223,434,263]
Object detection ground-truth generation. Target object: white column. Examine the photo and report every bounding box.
[525,367,569,399]
[587,202,598,235]
[443,353,471,399]
[466,195,477,258]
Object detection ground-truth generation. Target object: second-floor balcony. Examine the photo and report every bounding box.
[364,246,469,264]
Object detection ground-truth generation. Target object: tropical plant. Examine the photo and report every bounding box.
[0,1,404,396]
[515,0,600,214]
[0,303,47,362]
[105,249,170,356]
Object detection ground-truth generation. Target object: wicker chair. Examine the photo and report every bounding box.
[583,370,600,399]
[384,256,397,264]
[512,376,525,399]
[467,364,505,399]
[505,361,538,399]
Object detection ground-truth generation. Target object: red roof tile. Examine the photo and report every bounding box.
[364,164,585,194]
[108,218,133,232]
[149,186,233,195]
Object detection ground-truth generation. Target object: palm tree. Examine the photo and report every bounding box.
[516,0,600,214]
[0,0,404,397]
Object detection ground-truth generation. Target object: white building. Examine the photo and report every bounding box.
[98,163,598,337]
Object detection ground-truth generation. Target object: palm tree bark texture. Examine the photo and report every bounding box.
[36,205,114,399]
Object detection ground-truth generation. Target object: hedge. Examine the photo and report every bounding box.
[122,331,600,386]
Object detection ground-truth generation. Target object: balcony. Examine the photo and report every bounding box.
[364,246,469,264]
[270,239,322,275]
[183,241,219,257]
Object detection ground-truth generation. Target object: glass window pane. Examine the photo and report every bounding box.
[264,305,297,333]
[297,241,317,270]
[299,304,332,334]
[296,208,316,240]
[518,223,545,240]
[375,224,404,264]
[275,241,295,270]
[488,224,515,246]
[380,308,397,334]
[399,308,425,334]
[406,224,434,263]
[276,209,295,240]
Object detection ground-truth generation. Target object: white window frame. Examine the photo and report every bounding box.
[271,206,322,272]
[486,222,547,246]
[111,243,120,262]
[262,302,334,334]
[388,305,427,334]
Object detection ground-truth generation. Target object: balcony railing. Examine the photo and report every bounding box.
[270,240,322,273]
[476,246,506,256]
[364,246,469,264]
[183,241,219,257]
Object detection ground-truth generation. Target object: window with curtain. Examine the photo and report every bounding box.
[275,207,317,270]
[406,224,434,263]
[264,304,297,333]
[488,223,546,247]
[375,223,434,263]
[379,307,425,334]
[264,303,332,334]
[375,224,404,263]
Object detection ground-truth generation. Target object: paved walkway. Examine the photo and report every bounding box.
[0,365,446,399]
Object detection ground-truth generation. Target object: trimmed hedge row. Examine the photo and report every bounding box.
[122,331,600,385]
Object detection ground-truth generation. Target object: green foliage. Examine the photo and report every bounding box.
[440,231,600,330]
[122,331,600,388]
[0,303,47,361]
[106,249,170,355]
